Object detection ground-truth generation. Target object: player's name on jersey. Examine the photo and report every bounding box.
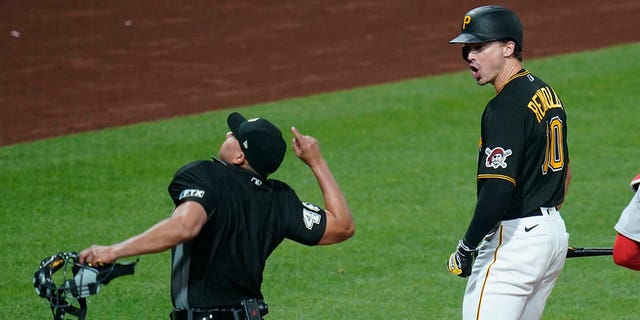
[527,86,563,123]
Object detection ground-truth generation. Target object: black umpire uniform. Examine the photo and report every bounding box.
[168,114,329,319]
[168,158,327,318]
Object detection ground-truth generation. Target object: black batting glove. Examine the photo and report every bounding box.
[447,239,478,278]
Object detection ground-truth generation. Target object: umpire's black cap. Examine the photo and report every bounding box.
[227,112,286,177]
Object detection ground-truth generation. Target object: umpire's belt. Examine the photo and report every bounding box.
[524,206,558,218]
[170,307,243,320]
[170,301,268,320]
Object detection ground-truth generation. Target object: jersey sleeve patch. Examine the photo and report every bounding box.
[179,189,205,200]
[302,202,322,230]
[484,147,512,169]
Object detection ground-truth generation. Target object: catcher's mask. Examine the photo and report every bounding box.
[33,252,137,320]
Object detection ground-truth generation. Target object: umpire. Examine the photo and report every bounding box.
[79,112,355,320]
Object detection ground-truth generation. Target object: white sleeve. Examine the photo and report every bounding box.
[615,189,640,242]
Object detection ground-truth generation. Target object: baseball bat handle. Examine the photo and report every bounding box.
[566,246,613,258]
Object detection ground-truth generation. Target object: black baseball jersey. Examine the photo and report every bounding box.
[167,158,327,308]
[477,69,569,219]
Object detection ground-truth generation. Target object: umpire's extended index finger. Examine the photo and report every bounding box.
[291,126,302,152]
[291,126,302,139]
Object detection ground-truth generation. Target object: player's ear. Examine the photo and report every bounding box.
[503,40,516,57]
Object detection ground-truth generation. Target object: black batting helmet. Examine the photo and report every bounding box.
[449,5,523,59]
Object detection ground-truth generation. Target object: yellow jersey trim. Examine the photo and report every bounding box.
[478,174,516,186]
[496,69,529,94]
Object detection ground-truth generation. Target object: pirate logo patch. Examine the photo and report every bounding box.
[484,147,512,169]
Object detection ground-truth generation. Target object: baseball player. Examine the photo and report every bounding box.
[613,173,640,270]
[446,5,572,320]
[79,112,355,320]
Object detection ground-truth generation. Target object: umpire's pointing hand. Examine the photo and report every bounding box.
[291,127,323,167]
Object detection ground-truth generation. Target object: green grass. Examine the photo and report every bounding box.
[2,42,640,319]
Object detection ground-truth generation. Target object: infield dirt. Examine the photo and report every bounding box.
[2,0,639,146]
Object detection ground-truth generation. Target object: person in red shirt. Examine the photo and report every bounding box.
[613,173,640,270]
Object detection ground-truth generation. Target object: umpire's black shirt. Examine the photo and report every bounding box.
[168,158,327,309]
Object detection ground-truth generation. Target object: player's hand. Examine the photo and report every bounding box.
[447,240,477,278]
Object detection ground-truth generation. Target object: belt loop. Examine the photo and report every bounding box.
[540,206,557,215]
[187,309,193,320]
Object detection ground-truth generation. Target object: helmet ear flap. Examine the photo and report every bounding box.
[462,45,470,62]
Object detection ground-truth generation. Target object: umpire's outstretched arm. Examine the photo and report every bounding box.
[79,201,207,265]
[291,126,355,245]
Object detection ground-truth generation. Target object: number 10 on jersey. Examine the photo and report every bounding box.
[542,116,565,174]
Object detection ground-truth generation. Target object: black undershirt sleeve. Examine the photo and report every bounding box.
[463,178,515,248]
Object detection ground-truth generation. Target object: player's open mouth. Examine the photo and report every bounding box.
[470,65,480,79]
